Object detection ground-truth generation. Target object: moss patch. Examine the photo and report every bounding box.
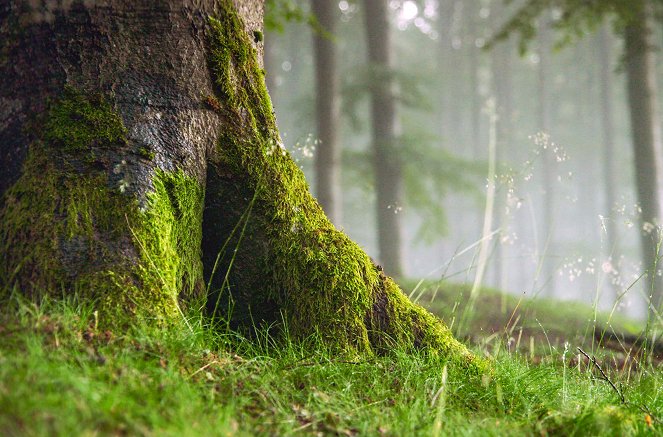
[206,1,487,372]
[43,86,127,161]
[0,89,204,325]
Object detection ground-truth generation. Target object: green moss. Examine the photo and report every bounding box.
[138,146,155,160]
[43,86,127,159]
[252,30,263,43]
[0,89,204,325]
[206,2,487,372]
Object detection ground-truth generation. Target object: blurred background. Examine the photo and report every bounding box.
[263,0,663,321]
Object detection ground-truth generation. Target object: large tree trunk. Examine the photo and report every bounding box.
[363,0,404,277]
[311,0,342,225]
[0,0,482,369]
[624,3,663,313]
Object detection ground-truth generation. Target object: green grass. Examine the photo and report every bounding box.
[408,280,647,355]
[1,291,661,436]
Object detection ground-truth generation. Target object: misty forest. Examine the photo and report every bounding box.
[2,0,663,435]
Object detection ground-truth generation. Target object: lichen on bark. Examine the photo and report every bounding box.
[205,1,486,372]
[0,88,204,324]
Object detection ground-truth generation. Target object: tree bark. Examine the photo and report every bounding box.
[363,0,404,277]
[0,0,482,368]
[624,3,663,312]
[311,0,342,225]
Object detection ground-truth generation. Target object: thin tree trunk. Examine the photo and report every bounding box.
[491,30,515,294]
[311,0,342,224]
[467,0,481,158]
[363,0,404,277]
[624,3,663,312]
[436,0,454,142]
[598,23,620,301]
[448,1,463,151]
[537,14,556,297]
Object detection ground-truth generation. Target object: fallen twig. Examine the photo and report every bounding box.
[577,347,625,403]
[577,347,661,426]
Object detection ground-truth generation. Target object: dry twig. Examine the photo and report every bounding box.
[577,347,661,426]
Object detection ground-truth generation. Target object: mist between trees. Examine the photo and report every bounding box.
[266,0,663,321]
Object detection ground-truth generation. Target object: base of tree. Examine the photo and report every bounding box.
[0,0,487,375]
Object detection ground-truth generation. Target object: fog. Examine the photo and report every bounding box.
[265,0,663,320]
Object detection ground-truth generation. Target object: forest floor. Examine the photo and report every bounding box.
[1,283,662,436]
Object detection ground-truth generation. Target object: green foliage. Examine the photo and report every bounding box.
[1,295,661,436]
[342,64,433,131]
[265,0,319,33]
[341,132,483,244]
[400,134,484,243]
[339,59,483,244]
[492,0,655,53]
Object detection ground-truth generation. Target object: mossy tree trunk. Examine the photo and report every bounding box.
[0,0,484,370]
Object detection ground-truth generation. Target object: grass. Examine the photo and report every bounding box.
[409,280,647,355]
[0,289,661,436]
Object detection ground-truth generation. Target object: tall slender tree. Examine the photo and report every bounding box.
[537,13,556,296]
[597,23,620,300]
[311,0,342,224]
[363,0,404,276]
[467,0,482,158]
[491,9,515,293]
[495,0,663,310]
[624,2,663,311]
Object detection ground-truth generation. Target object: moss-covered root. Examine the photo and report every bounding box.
[368,276,485,369]
[206,2,487,373]
[0,88,204,325]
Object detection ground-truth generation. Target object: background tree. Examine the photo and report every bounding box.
[536,13,557,296]
[623,2,663,311]
[490,1,515,293]
[597,22,620,301]
[363,0,405,277]
[495,0,663,312]
[311,0,342,224]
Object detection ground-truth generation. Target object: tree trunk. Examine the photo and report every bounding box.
[363,0,404,277]
[597,24,619,301]
[624,3,663,312]
[466,0,481,158]
[311,0,342,225]
[537,14,556,297]
[0,0,482,368]
[491,28,515,294]
[436,0,454,143]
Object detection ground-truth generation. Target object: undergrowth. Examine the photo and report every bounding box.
[0,291,661,436]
